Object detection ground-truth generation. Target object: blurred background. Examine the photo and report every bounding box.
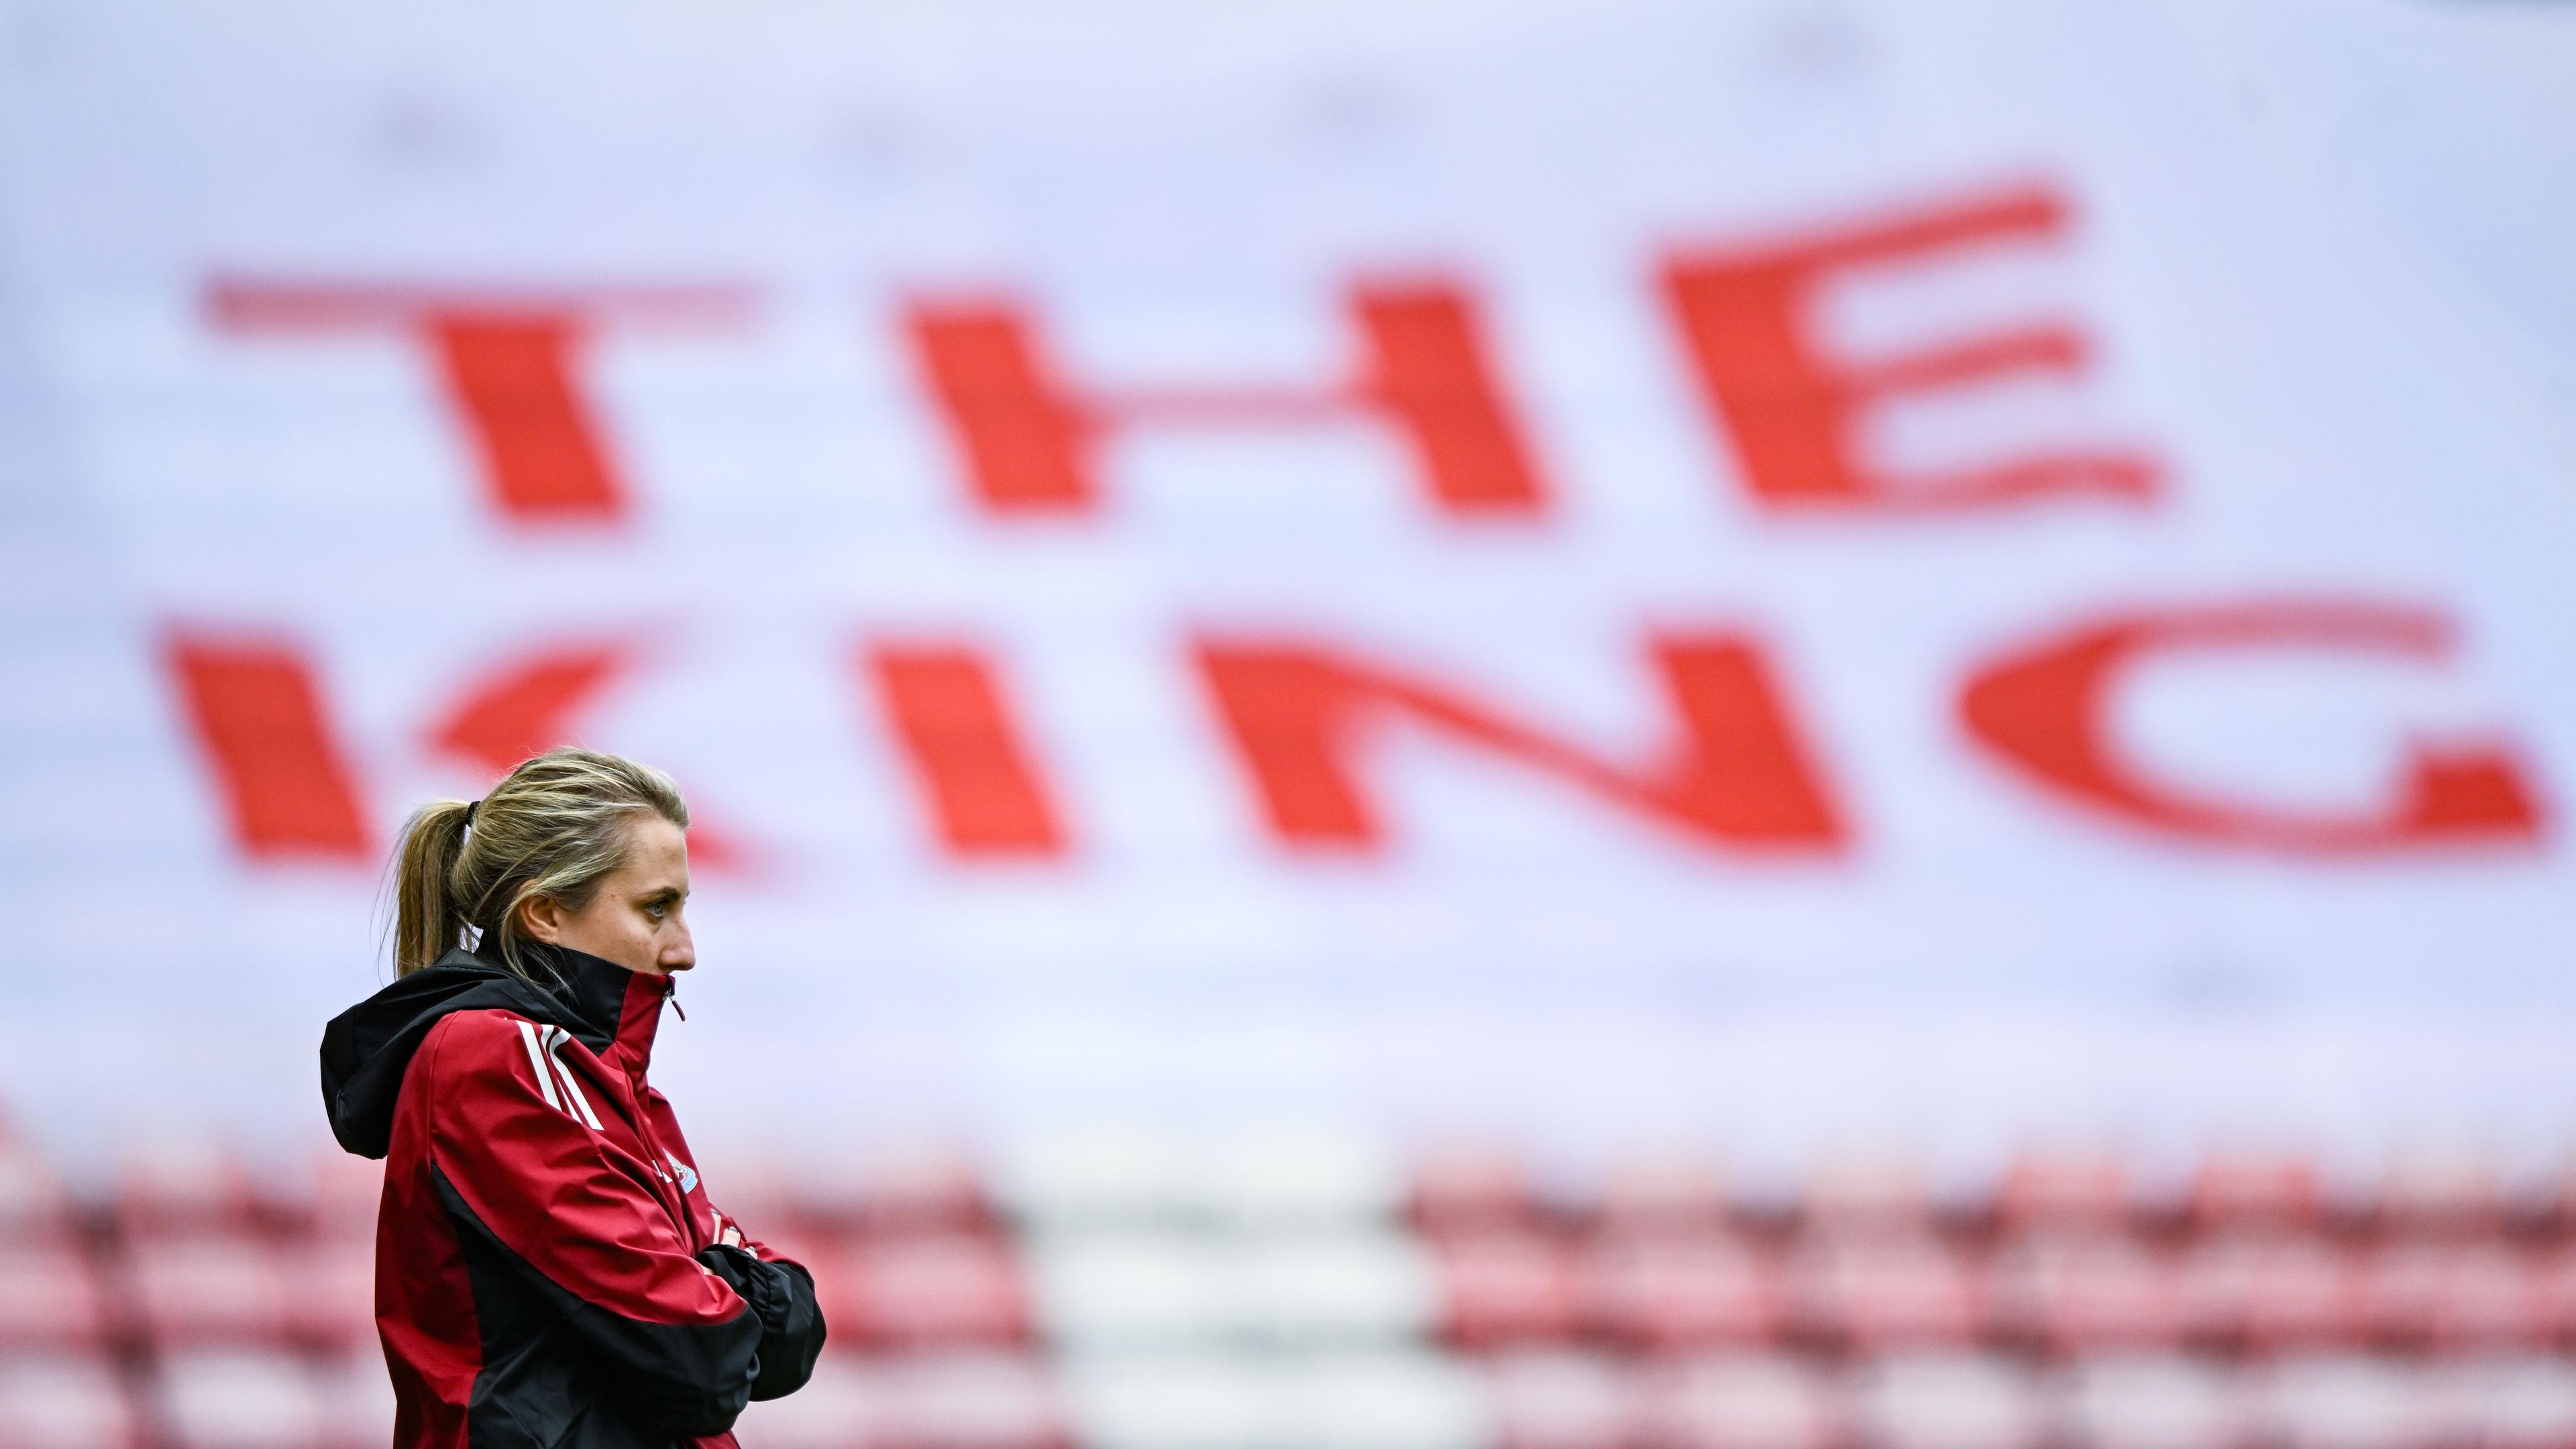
[4,0,2576,1445]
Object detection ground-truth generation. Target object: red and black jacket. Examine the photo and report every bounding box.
[321,943,825,1448]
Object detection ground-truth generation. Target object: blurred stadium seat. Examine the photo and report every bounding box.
[157,1349,328,1449]
[2436,1355,2576,1449]
[2253,1355,2434,1449]
[1647,1353,1839,1449]
[1801,1155,1931,1230]
[888,1350,1069,1449]
[1006,1138,1199,1230]
[2052,1355,2248,1449]
[838,1147,996,1238]
[0,1248,108,1349]
[2176,1235,2362,1348]
[1288,1351,1491,1449]
[824,1233,1031,1348]
[121,1237,295,1346]
[311,1353,395,1449]
[301,1156,382,1246]
[1206,1134,1404,1230]
[733,1353,892,1449]
[2188,1157,2324,1234]
[1029,1233,1230,1348]
[1996,1152,2134,1232]
[1483,1350,1641,1449]
[1413,1148,1547,1234]
[2357,1241,2545,1348]
[0,1146,74,1246]
[1988,1233,2184,1351]
[1232,1230,1438,1345]
[1788,1232,1983,1348]
[0,1351,138,1449]
[282,1238,377,1349]
[1853,1354,2045,1449]
[1061,1351,1270,1449]
[1593,1153,1732,1234]
[2370,1148,2503,1236]
[115,1147,262,1242]
[1435,1230,1581,1347]
[1580,1232,1781,1350]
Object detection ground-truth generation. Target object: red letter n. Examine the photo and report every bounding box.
[207,282,749,525]
[1663,183,2155,513]
[1961,599,2546,853]
[907,280,1548,518]
[164,633,372,860]
[1195,634,1844,852]
[866,644,1067,856]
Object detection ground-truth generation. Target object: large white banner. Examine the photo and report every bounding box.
[2,0,2573,1164]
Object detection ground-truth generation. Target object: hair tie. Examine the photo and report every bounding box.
[463,798,480,828]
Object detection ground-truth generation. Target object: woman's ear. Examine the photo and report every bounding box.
[516,894,565,945]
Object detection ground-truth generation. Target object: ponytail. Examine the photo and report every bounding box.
[392,799,477,977]
[382,747,690,981]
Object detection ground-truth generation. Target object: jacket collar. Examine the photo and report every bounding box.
[495,939,672,1075]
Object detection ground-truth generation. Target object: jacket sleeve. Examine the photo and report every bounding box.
[419,1013,761,1436]
[694,1243,825,1400]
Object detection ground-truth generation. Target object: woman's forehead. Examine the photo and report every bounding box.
[619,816,691,882]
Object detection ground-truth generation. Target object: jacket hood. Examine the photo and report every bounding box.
[319,941,670,1159]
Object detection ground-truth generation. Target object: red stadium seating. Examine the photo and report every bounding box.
[1788,1233,1982,1349]
[4,1130,2575,1449]
[2371,1148,2503,1235]
[122,1237,295,1346]
[1987,1233,2184,1351]
[1595,1155,1732,1234]
[115,1145,262,1240]
[1436,1231,1580,1346]
[301,1153,383,1245]
[283,1238,378,1349]
[1580,1232,1782,1350]
[0,1146,74,1245]
[1996,1151,2133,1231]
[853,1147,996,1235]
[2357,1242,2546,1348]
[1416,1147,1547,1233]
[2176,1235,2361,1349]
[1802,1155,1930,1229]
[824,1233,1031,1347]
[0,1248,109,1349]
[2530,1245,2576,1344]
[2188,1155,2322,1232]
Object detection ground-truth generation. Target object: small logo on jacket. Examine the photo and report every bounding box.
[669,1155,698,1194]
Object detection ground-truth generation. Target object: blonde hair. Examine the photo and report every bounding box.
[391,747,690,978]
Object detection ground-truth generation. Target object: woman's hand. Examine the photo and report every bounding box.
[709,1210,746,1248]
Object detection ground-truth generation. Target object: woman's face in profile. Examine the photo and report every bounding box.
[519,814,696,976]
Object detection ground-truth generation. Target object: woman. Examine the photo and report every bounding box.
[320,747,825,1448]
